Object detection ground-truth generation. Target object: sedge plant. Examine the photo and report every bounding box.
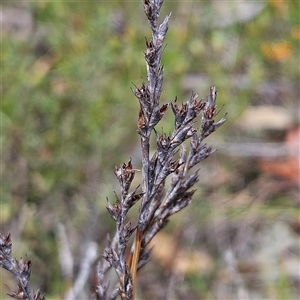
[0,0,226,299]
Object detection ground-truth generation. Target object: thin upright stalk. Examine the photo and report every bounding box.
[93,1,226,299]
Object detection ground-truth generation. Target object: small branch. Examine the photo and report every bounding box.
[65,241,98,300]
[0,232,46,300]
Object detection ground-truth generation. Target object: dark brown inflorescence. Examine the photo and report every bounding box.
[93,1,226,299]
[0,232,46,300]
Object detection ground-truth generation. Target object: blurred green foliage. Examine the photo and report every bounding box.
[1,1,299,299]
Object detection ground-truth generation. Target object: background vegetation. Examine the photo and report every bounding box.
[1,1,299,299]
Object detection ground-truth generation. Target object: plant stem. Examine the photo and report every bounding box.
[130,229,143,300]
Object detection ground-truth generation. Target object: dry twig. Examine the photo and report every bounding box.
[0,232,46,300]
